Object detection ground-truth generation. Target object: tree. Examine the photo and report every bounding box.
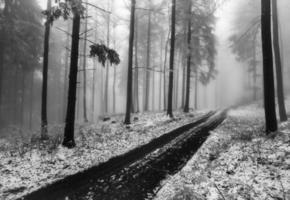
[272,0,287,122]
[144,1,152,111]
[124,0,136,124]
[184,0,192,113]
[261,0,277,133]
[82,0,88,123]
[167,0,176,118]
[41,0,51,139]
[63,4,82,148]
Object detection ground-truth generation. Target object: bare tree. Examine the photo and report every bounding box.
[261,0,277,133]
[272,0,287,122]
[124,0,136,124]
[167,0,176,118]
[41,0,51,139]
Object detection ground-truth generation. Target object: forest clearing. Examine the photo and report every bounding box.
[1,0,290,199]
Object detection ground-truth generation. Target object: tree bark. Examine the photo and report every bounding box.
[184,6,192,113]
[105,0,111,114]
[41,0,51,139]
[194,68,198,109]
[124,0,136,124]
[144,5,152,111]
[261,0,278,133]
[159,36,164,110]
[63,22,70,122]
[63,11,81,148]
[272,0,287,122]
[163,32,170,110]
[29,70,34,129]
[167,0,176,118]
[253,33,258,101]
[82,1,89,122]
[134,16,139,112]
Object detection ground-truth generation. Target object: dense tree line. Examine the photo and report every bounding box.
[1,0,285,147]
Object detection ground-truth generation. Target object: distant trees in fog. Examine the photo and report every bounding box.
[0,0,218,147]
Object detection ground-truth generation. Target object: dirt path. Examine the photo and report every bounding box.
[20,111,227,200]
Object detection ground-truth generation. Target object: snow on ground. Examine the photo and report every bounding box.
[154,101,290,200]
[0,110,205,200]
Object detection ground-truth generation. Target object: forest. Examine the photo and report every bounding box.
[0,0,290,199]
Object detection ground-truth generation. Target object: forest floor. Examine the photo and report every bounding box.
[0,109,206,200]
[154,100,290,200]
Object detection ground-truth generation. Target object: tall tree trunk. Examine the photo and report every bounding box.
[184,5,192,113]
[29,70,34,129]
[63,11,81,148]
[261,0,278,133]
[163,33,170,111]
[63,22,70,122]
[144,5,152,111]
[152,68,155,110]
[82,1,89,122]
[194,69,198,109]
[113,65,116,113]
[253,33,258,101]
[272,0,287,122]
[124,0,136,124]
[105,0,111,114]
[134,16,139,112]
[0,49,3,121]
[159,36,164,110]
[167,0,176,118]
[41,0,51,139]
[20,69,25,128]
[92,30,97,121]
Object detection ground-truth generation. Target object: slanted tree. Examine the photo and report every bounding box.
[167,0,176,118]
[124,0,136,124]
[272,0,287,122]
[261,0,277,133]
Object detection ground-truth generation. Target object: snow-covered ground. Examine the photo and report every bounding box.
[0,110,205,200]
[154,101,290,200]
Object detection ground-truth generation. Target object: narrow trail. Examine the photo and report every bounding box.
[20,110,227,200]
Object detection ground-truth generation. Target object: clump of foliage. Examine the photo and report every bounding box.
[90,44,121,66]
[42,0,85,25]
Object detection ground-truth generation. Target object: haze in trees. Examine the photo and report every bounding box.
[0,0,289,146]
[2,0,290,199]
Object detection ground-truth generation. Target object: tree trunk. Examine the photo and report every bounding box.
[261,0,278,133]
[63,11,81,148]
[0,49,3,121]
[159,36,164,110]
[41,0,51,139]
[194,69,198,109]
[105,1,111,114]
[134,16,139,112]
[63,22,70,122]
[272,0,287,122]
[167,0,176,118]
[144,5,152,111]
[20,69,25,128]
[29,70,34,129]
[82,1,89,123]
[163,33,170,111]
[152,67,155,110]
[124,0,136,124]
[184,6,192,113]
[253,33,258,101]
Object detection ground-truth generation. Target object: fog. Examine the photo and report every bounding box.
[0,0,290,133]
